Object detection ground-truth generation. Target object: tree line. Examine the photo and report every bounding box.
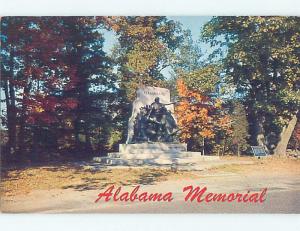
[1,16,299,162]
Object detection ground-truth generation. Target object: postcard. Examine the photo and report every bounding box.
[1,16,299,213]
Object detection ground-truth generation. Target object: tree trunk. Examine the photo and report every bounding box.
[4,53,17,155]
[3,80,15,154]
[18,81,32,154]
[237,144,240,157]
[274,115,298,157]
[202,137,205,156]
[222,138,227,156]
[6,46,17,155]
[74,120,81,147]
[84,119,92,153]
[253,115,266,146]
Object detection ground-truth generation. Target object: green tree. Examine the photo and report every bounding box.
[167,29,203,97]
[230,101,249,156]
[106,17,184,145]
[110,16,183,101]
[172,29,203,73]
[61,17,119,153]
[202,16,300,156]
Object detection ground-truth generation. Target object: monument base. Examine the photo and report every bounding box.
[93,142,220,166]
[119,143,187,154]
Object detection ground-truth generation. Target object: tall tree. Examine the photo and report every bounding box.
[167,29,203,97]
[230,101,249,156]
[61,17,118,153]
[109,16,183,101]
[1,17,78,155]
[1,17,119,158]
[172,29,203,74]
[202,16,300,156]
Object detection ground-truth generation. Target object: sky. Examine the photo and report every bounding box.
[102,16,212,53]
[169,16,212,40]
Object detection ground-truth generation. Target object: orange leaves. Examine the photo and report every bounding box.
[177,79,188,97]
[34,106,45,113]
[177,79,203,101]
[175,79,232,143]
[199,129,215,139]
[218,115,231,127]
[176,79,211,141]
[218,115,233,135]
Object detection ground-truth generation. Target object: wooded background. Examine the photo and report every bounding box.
[1,16,299,162]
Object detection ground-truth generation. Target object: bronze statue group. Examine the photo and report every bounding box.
[132,97,179,143]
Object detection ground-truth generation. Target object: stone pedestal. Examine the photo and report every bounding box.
[93,142,220,166]
[119,143,187,154]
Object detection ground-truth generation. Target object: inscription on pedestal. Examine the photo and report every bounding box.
[119,143,187,154]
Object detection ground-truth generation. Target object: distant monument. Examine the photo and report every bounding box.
[126,86,177,144]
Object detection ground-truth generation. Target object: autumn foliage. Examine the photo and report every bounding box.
[1,16,299,161]
[175,79,232,148]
